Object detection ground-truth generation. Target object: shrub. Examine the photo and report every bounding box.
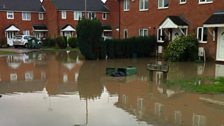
[42,37,56,47]
[55,36,67,49]
[0,37,7,48]
[76,19,103,60]
[105,36,156,59]
[164,35,198,61]
[68,37,78,48]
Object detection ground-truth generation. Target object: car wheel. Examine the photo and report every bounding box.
[14,45,18,48]
[24,43,28,48]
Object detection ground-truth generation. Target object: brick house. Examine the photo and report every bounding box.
[42,0,111,39]
[108,0,224,61]
[0,0,47,46]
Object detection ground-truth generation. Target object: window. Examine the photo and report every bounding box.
[7,11,14,19]
[23,30,30,35]
[38,13,44,20]
[102,13,107,20]
[61,11,66,19]
[139,0,148,11]
[22,12,31,21]
[74,11,82,20]
[124,29,128,39]
[199,0,213,4]
[180,0,186,4]
[123,0,130,11]
[88,12,96,20]
[139,28,148,36]
[197,27,208,43]
[158,0,169,9]
[157,28,164,42]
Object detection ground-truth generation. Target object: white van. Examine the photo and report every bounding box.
[13,35,31,48]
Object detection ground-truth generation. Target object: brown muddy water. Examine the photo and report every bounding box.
[0,51,223,126]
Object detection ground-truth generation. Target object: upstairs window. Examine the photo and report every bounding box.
[38,13,44,20]
[197,27,208,43]
[123,0,130,11]
[199,0,213,4]
[139,0,148,11]
[61,11,66,19]
[180,0,187,4]
[139,28,148,36]
[102,13,107,20]
[158,0,169,9]
[7,11,14,19]
[88,12,96,20]
[22,12,31,21]
[74,11,82,20]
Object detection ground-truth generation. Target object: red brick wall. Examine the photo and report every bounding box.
[42,0,58,38]
[0,11,46,39]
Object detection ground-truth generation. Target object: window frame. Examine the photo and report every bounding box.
[139,0,149,11]
[158,0,169,9]
[179,0,187,4]
[88,12,96,20]
[22,12,31,21]
[61,11,67,19]
[102,13,107,20]
[197,27,208,43]
[157,28,164,43]
[7,11,14,19]
[198,0,213,4]
[123,29,128,39]
[74,11,82,20]
[123,0,130,11]
[139,28,149,37]
[38,13,44,20]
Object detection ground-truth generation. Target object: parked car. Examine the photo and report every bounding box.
[13,35,31,48]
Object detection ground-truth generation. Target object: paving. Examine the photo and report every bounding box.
[0,48,38,54]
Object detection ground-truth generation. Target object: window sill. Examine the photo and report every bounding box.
[139,9,148,12]
[198,41,207,44]
[179,2,186,4]
[157,40,164,43]
[124,10,130,12]
[158,7,168,10]
[198,1,213,4]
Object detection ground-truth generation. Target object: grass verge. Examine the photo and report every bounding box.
[0,51,16,55]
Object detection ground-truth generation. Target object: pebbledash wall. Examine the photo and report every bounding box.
[106,0,224,61]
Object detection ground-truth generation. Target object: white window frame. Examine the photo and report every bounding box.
[102,13,107,20]
[7,11,14,19]
[157,28,164,43]
[61,11,67,19]
[74,11,82,20]
[180,0,187,4]
[23,30,30,35]
[139,0,149,11]
[123,0,130,11]
[199,0,213,4]
[22,12,31,21]
[139,28,148,36]
[38,13,44,20]
[124,29,128,39]
[197,27,208,43]
[88,12,96,20]
[158,0,169,9]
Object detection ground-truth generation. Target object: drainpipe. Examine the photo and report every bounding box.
[118,0,121,39]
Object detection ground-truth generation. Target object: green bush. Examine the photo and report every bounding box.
[76,19,103,60]
[42,37,56,47]
[55,36,67,49]
[105,36,156,59]
[68,37,78,48]
[164,35,198,61]
[0,37,7,48]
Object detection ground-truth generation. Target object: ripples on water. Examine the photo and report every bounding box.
[0,51,223,126]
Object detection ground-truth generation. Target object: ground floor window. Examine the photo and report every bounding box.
[23,30,30,35]
[197,27,208,43]
[124,29,128,39]
[139,28,148,37]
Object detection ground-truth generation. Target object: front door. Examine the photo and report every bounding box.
[216,28,224,61]
[6,31,17,46]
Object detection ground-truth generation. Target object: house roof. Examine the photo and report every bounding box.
[0,0,44,12]
[51,0,109,12]
[159,16,188,29]
[203,11,224,27]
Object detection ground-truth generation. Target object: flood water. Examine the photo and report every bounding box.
[0,51,224,126]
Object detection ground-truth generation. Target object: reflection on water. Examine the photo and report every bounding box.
[0,53,224,126]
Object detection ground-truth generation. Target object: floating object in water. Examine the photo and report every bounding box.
[106,66,137,77]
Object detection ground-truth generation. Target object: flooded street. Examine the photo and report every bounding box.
[0,51,224,126]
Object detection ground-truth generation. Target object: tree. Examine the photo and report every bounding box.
[76,19,103,60]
